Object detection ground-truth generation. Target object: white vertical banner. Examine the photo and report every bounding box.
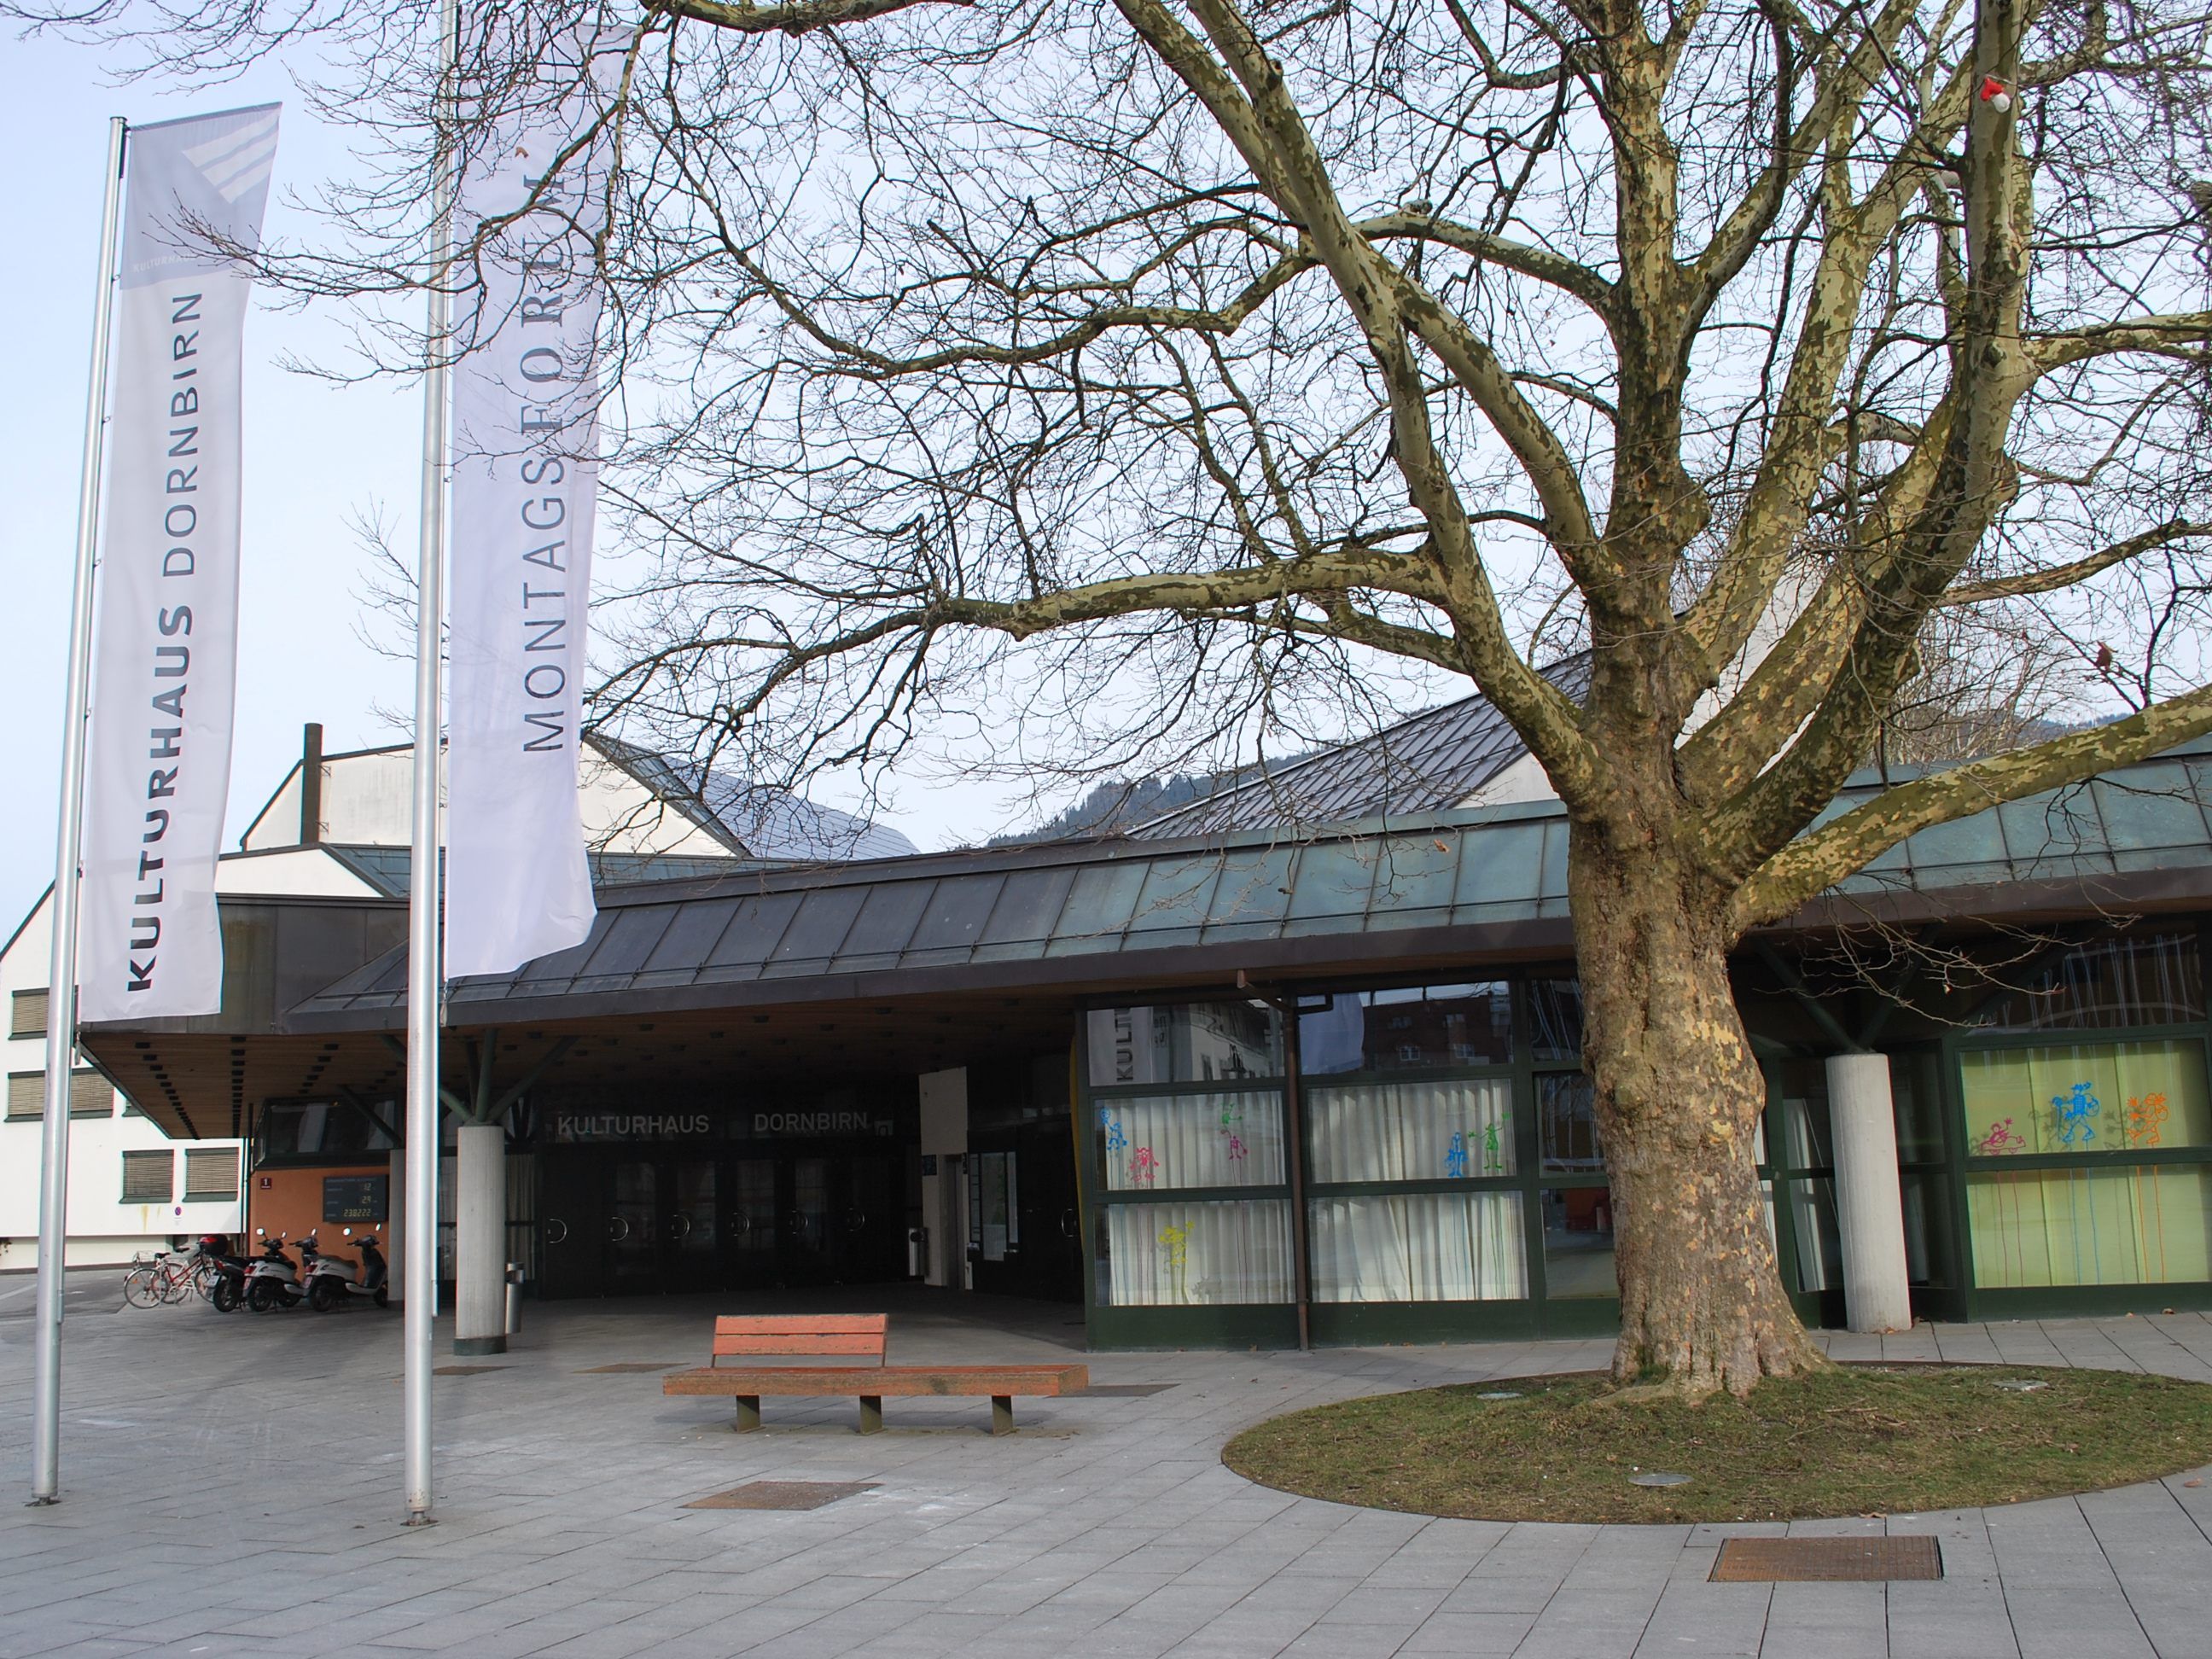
[445,18,624,980]
[78,106,280,1023]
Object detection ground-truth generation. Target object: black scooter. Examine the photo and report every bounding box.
[194,1231,253,1313]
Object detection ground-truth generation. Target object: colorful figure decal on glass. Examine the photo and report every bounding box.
[2051,1081,2103,1280]
[1444,1132,1470,1179]
[1481,1119,1505,1175]
[1975,1116,2030,1286]
[1158,1222,1191,1302]
[1224,1134,1248,1161]
[1127,1146,1159,1187]
[2052,1080,2100,1148]
[1104,1116,1127,1155]
[2127,1091,2170,1148]
[1215,1101,1249,1169]
[2128,1092,2173,1281]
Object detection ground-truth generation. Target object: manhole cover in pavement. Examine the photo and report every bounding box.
[1711,1536,1942,1582]
[433,1365,507,1377]
[684,1481,879,1511]
[579,1361,684,1373]
[1074,1383,1177,1397]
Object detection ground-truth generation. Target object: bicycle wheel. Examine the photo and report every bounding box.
[156,1263,191,1305]
[123,1266,162,1308]
[191,1260,222,1303]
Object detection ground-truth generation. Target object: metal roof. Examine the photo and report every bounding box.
[1130,655,1591,837]
[321,844,766,899]
[588,735,917,862]
[287,740,2212,1031]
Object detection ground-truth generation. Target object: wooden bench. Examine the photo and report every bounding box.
[661,1313,1088,1435]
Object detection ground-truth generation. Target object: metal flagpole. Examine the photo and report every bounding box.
[405,0,461,1527]
[31,115,128,1510]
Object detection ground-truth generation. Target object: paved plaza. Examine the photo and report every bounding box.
[3,1277,2211,1657]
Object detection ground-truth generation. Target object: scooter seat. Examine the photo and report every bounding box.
[319,1254,358,1272]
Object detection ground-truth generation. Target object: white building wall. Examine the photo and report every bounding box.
[240,741,731,856]
[0,893,246,1270]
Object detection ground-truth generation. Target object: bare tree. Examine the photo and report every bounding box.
[26,0,2212,1394]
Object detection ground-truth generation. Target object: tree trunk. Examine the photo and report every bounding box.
[1568,819,1828,1396]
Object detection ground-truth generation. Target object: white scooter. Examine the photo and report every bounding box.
[244,1231,303,1313]
[301,1226,389,1311]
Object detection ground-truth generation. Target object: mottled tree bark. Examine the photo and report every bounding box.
[1570,800,1827,1395]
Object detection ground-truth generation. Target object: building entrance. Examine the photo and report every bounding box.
[537,1142,910,1298]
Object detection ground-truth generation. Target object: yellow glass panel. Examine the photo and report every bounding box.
[1968,1165,2212,1288]
[1959,1040,2209,1156]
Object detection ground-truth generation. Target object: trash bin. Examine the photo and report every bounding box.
[504,1262,524,1335]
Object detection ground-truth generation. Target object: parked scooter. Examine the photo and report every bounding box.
[243,1230,303,1313]
[301,1226,389,1311]
[195,1231,253,1313]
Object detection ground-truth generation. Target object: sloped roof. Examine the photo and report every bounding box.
[1130,655,1590,838]
[587,735,917,862]
[285,739,2212,1029]
[320,844,765,899]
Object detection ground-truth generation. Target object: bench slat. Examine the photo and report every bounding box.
[665,1363,1087,1400]
[712,1333,887,1359]
[713,1314,887,1335]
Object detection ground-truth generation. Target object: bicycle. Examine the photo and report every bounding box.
[121,1250,195,1308]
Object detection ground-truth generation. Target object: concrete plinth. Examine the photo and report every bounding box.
[453,1122,506,1356]
[1827,1051,1912,1334]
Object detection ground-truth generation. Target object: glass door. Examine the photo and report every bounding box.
[725,1157,781,1287]
[608,1160,659,1289]
[785,1156,833,1282]
[665,1158,719,1290]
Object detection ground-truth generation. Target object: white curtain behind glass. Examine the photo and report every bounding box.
[1097,1091,1284,1190]
[1104,1199,1293,1303]
[1307,1077,1514,1183]
[1309,1192,1527,1301]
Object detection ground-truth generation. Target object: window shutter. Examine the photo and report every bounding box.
[183,1146,242,1202]
[121,1150,173,1204]
[9,988,48,1039]
[5,1074,39,1121]
[68,1071,112,1118]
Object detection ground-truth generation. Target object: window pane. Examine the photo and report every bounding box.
[1540,1186,1616,1298]
[1539,1074,1602,1174]
[68,1071,112,1119]
[1306,1077,1514,1183]
[183,1146,241,1202]
[1309,1191,1527,1301]
[1086,1002,1282,1086]
[10,988,48,1039]
[1890,1051,1948,1163]
[1097,1199,1292,1304]
[1969,1165,2212,1287]
[1096,1091,1284,1190]
[1974,931,2203,1031]
[5,1074,40,1121]
[121,1150,172,1205]
[1785,1175,1841,1292]
[979,1152,1010,1261]
[1901,1170,1956,1288]
[1960,1039,2211,1155]
[1773,1091,1832,1172]
[1527,979,1585,1062]
[1297,983,1511,1075]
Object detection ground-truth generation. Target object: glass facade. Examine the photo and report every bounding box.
[1075,927,2212,1346]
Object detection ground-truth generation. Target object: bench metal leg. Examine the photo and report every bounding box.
[859,1396,883,1435]
[992,1395,1014,1436]
[734,1396,760,1433]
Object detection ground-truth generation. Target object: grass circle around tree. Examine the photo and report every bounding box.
[1220,1365,2212,1524]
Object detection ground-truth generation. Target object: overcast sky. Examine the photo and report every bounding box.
[0,28,1009,940]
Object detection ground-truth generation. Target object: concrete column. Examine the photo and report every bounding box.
[452,1123,507,1355]
[1826,1052,1912,1334]
[386,1146,406,1305]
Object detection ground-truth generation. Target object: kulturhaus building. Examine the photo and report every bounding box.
[39,693,2212,1350]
